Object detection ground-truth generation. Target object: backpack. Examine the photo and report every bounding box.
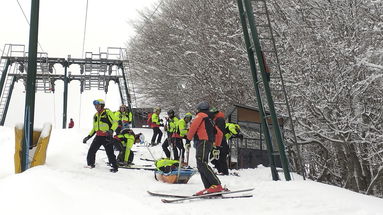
[203,116,217,142]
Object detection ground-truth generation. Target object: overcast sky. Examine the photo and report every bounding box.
[0,0,159,56]
[0,0,159,129]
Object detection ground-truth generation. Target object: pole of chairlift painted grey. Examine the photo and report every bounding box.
[21,0,40,172]
[62,61,69,128]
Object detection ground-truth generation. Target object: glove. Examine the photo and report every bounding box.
[83,135,91,144]
[160,119,164,122]
[211,146,220,160]
[115,127,121,135]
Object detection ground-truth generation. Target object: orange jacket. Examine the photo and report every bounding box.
[187,111,223,146]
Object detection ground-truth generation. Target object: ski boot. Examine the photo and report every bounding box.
[195,185,227,196]
[110,167,118,173]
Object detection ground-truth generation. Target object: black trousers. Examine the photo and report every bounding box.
[162,132,174,158]
[174,138,185,161]
[196,140,221,189]
[162,137,185,161]
[151,127,163,144]
[87,136,117,169]
[211,139,229,175]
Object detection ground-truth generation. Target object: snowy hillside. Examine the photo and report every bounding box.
[0,126,382,215]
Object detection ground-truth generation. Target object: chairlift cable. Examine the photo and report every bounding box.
[79,0,89,127]
[16,0,45,52]
[81,0,89,58]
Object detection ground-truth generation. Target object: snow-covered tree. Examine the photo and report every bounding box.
[270,0,383,196]
[128,0,255,113]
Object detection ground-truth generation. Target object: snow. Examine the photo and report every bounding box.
[0,126,382,215]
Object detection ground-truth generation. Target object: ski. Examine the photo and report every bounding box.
[148,191,253,200]
[119,165,156,171]
[216,172,240,177]
[105,160,155,170]
[140,158,156,162]
[160,188,254,203]
[148,191,188,198]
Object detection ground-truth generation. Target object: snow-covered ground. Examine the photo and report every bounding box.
[0,126,382,215]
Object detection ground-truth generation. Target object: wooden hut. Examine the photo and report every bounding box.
[225,104,285,169]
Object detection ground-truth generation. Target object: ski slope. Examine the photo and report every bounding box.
[0,126,382,215]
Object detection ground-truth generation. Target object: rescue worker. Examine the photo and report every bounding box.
[172,112,192,163]
[82,99,119,173]
[150,107,163,146]
[225,123,243,140]
[162,110,179,159]
[115,104,133,134]
[187,101,225,195]
[112,128,139,166]
[210,108,230,175]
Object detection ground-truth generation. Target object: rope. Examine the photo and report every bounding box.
[81,0,89,58]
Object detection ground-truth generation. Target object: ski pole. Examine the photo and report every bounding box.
[146,144,157,161]
[176,152,183,183]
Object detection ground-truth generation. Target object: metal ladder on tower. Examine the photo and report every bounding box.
[0,66,16,125]
[122,59,136,107]
[107,47,131,106]
[0,44,20,125]
[84,52,106,91]
[35,52,52,93]
[237,0,305,180]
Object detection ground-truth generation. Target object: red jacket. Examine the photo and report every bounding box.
[187,111,222,146]
[68,120,74,128]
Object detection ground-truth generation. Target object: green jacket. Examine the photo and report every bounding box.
[155,158,179,171]
[88,108,118,136]
[115,133,135,162]
[225,123,239,140]
[115,110,133,122]
[175,118,189,137]
[166,116,179,133]
[152,113,161,125]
